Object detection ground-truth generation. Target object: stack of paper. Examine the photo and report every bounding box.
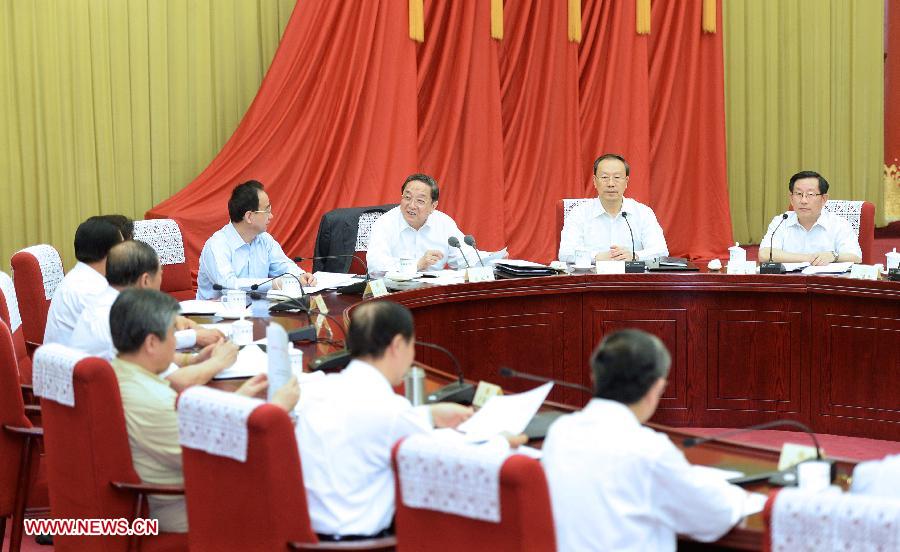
[457,382,553,442]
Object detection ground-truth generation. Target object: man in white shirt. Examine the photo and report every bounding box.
[109,287,298,532]
[70,240,231,392]
[851,454,900,498]
[542,329,749,552]
[559,154,668,263]
[366,174,481,274]
[44,216,124,344]
[197,180,316,299]
[295,300,473,540]
[758,171,862,265]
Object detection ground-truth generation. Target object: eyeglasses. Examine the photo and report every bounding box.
[251,206,273,215]
[597,175,627,183]
[791,192,822,200]
[401,194,430,209]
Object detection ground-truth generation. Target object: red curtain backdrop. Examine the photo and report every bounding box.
[886,1,900,170]
[149,0,732,266]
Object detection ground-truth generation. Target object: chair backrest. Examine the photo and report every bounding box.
[35,345,141,552]
[312,204,397,273]
[392,439,556,552]
[179,395,317,550]
[0,320,34,518]
[132,219,194,300]
[556,199,592,258]
[763,488,900,552]
[10,244,64,345]
[823,199,876,264]
[0,270,32,384]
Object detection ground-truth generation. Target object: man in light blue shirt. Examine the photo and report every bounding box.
[197,181,316,299]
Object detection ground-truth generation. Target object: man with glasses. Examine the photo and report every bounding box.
[366,173,481,274]
[559,154,668,264]
[197,180,316,299]
[758,171,861,266]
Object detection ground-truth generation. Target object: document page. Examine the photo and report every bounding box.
[179,299,221,315]
[212,344,267,380]
[457,382,553,441]
[801,262,852,275]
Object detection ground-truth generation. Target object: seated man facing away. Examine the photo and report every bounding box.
[69,240,230,391]
[559,154,668,263]
[758,170,862,266]
[109,288,299,532]
[197,180,316,299]
[44,216,124,344]
[295,300,474,540]
[851,454,900,498]
[542,329,750,552]
[365,173,481,274]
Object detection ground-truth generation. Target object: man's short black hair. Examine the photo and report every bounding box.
[98,214,134,241]
[401,174,440,202]
[593,153,631,177]
[788,171,829,195]
[110,288,180,354]
[74,217,124,263]
[228,180,265,222]
[106,240,160,287]
[347,301,415,359]
[591,329,670,405]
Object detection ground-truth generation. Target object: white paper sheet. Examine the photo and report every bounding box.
[782,262,810,272]
[416,269,466,286]
[266,323,291,402]
[457,382,553,441]
[481,248,510,266]
[495,259,551,268]
[309,271,365,292]
[179,299,221,315]
[801,262,852,275]
[692,465,745,481]
[212,344,267,380]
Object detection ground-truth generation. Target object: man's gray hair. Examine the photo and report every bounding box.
[110,288,180,354]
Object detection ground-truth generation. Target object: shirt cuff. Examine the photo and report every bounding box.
[175,329,196,350]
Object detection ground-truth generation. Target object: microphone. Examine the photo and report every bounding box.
[211,283,264,301]
[498,366,593,395]
[760,213,789,274]
[620,212,646,273]
[463,235,486,267]
[294,254,370,295]
[447,236,471,269]
[417,340,476,405]
[261,273,311,313]
[682,419,835,487]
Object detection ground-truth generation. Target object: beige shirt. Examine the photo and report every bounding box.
[111,357,186,532]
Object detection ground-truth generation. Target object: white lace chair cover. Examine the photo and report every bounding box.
[823,200,864,238]
[18,244,64,300]
[32,343,88,407]
[133,219,187,265]
[355,211,387,251]
[0,270,22,332]
[397,433,509,523]
[771,488,900,551]
[177,386,264,463]
[562,198,592,228]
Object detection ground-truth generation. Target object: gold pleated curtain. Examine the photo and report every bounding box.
[0,0,294,269]
[724,0,885,244]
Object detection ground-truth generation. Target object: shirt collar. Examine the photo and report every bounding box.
[223,222,255,251]
[581,398,641,427]
[113,357,172,386]
[786,210,832,231]
[396,206,436,233]
[589,197,632,219]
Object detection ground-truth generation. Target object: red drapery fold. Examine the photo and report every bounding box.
[149,0,733,268]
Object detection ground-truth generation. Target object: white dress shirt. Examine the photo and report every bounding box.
[294,359,433,537]
[44,262,109,344]
[851,454,900,498]
[542,399,747,552]
[365,207,479,274]
[112,357,186,532]
[68,286,195,363]
[558,198,669,262]
[196,223,305,299]
[760,211,862,259]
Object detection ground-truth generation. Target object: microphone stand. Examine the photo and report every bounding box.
[463,235,486,267]
[416,340,476,405]
[621,212,646,273]
[448,237,472,269]
[760,213,789,274]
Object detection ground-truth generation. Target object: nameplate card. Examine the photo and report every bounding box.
[595,261,626,274]
[364,279,390,298]
[778,443,820,471]
[467,266,495,283]
[472,381,503,409]
[312,294,329,314]
[313,314,333,340]
[849,264,880,281]
[726,260,757,275]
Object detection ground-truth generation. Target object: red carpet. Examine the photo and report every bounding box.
[680,428,900,462]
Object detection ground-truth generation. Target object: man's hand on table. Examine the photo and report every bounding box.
[430,403,474,428]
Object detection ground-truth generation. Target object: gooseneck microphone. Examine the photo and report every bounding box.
[211,283,264,301]
[498,366,593,395]
[620,212,646,273]
[417,340,476,405]
[447,236,471,269]
[463,235,486,267]
[760,213,789,274]
[682,419,822,459]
